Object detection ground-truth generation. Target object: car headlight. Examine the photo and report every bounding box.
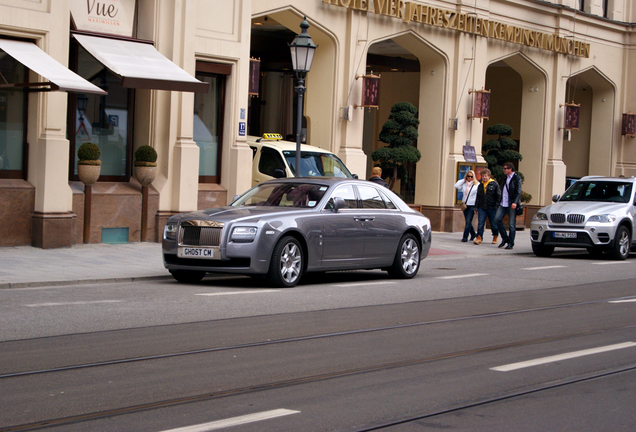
[532,212,548,221]
[164,222,178,239]
[588,214,616,223]
[231,227,258,243]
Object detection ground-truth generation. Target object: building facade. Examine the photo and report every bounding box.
[1,0,635,248]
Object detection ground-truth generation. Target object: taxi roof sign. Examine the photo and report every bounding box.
[262,133,283,140]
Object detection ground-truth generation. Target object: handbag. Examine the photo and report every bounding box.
[516,204,524,216]
[460,202,467,211]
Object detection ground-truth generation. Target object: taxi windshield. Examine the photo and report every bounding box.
[282,151,353,178]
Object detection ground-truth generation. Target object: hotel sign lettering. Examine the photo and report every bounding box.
[322,0,590,58]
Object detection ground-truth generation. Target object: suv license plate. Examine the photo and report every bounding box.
[554,232,577,239]
[178,247,219,259]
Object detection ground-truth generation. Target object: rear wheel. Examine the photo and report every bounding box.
[611,226,631,260]
[387,233,421,279]
[170,270,206,283]
[266,236,303,287]
[532,243,554,257]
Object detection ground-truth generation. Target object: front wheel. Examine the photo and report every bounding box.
[170,270,206,283]
[266,236,304,287]
[611,226,631,260]
[532,243,554,257]
[387,233,421,279]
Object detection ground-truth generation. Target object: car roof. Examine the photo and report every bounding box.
[579,176,636,182]
[247,136,333,154]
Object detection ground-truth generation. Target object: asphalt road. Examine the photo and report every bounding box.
[1,251,635,431]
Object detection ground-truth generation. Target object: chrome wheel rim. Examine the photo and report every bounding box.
[618,230,630,257]
[401,238,420,275]
[280,242,301,284]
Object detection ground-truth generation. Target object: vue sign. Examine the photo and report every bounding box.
[71,0,136,37]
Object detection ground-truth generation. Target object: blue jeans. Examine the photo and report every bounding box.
[462,206,477,240]
[495,205,516,245]
[477,208,498,238]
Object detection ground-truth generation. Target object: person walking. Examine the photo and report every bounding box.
[473,168,501,245]
[368,166,389,188]
[454,170,478,242]
[495,162,522,250]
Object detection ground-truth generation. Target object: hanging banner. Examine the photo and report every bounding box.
[71,0,136,38]
[622,112,635,137]
[564,103,580,130]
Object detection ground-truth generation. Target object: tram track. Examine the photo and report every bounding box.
[1,293,636,432]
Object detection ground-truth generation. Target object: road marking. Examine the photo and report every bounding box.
[22,300,122,307]
[491,342,636,372]
[592,261,629,265]
[332,281,397,287]
[522,265,567,270]
[196,290,280,296]
[436,273,488,280]
[609,299,636,304]
[158,409,300,431]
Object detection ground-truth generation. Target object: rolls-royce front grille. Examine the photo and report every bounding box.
[550,213,585,225]
[180,226,223,246]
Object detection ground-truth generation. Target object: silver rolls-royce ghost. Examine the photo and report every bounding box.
[162,178,432,287]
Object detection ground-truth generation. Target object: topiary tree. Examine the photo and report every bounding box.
[134,145,158,167]
[77,142,101,166]
[482,123,523,182]
[371,101,421,190]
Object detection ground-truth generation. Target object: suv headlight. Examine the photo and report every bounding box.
[231,227,258,243]
[533,212,548,221]
[588,214,616,223]
[164,222,178,240]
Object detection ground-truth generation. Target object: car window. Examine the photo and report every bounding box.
[233,182,327,208]
[561,181,633,203]
[357,185,386,209]
[258,147,286,177]
[378,189,398,209]
[325,184,357,210]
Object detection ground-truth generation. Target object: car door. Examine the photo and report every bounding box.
[356,184,402,265]
[253,146,287,185]
[320,184,365,268]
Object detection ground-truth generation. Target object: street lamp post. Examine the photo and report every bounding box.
[288,17,317,177]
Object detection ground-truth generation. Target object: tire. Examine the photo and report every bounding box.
[610,225,631,260]
[170,270,206,283]
[266,236,303,287]
[532,243,554,257]
[387,233,421,279]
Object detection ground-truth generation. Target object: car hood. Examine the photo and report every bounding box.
[543,201,627,215]
[168,206,314,223]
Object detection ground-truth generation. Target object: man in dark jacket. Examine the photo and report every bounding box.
[495,162,522,250]
[368,166,389,188]
[473,168,501,245]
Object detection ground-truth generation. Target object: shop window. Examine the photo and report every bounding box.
[68,43,133,182]
[0,50,27,179]
[194,62,229,183]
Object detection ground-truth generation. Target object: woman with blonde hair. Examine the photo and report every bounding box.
[454,170,479,242]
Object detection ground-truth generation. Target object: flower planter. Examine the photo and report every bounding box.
[134,165,156,186]
[77,164,101,185]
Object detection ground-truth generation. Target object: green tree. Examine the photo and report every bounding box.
[482,123,523,182]
[371,102,421,190]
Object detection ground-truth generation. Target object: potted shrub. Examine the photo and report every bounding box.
[77,142,101,185]
[133,145,157,186]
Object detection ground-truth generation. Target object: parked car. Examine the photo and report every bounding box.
[248,134,356,186]
[530,176,636,259]
[163,178,431,287]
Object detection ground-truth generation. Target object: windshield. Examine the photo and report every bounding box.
[282,151,353,178]
[560,181,633,203]
[232,182,329,208]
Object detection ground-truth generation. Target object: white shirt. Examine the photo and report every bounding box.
[455,179,478,206]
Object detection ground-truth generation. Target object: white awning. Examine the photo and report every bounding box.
[73,34,209,93]
[0,39,106,95]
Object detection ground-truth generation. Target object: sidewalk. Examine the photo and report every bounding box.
[0,230,532,289]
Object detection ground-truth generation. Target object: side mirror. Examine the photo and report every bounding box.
[333,197,346,212]
[552,194,560,202]
[273,168,286,179]
[352,174,359,179]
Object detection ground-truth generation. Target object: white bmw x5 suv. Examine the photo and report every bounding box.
[530,176,636,260]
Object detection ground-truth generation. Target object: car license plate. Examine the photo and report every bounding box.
[178,247,219,259]
[554,232,577,239]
